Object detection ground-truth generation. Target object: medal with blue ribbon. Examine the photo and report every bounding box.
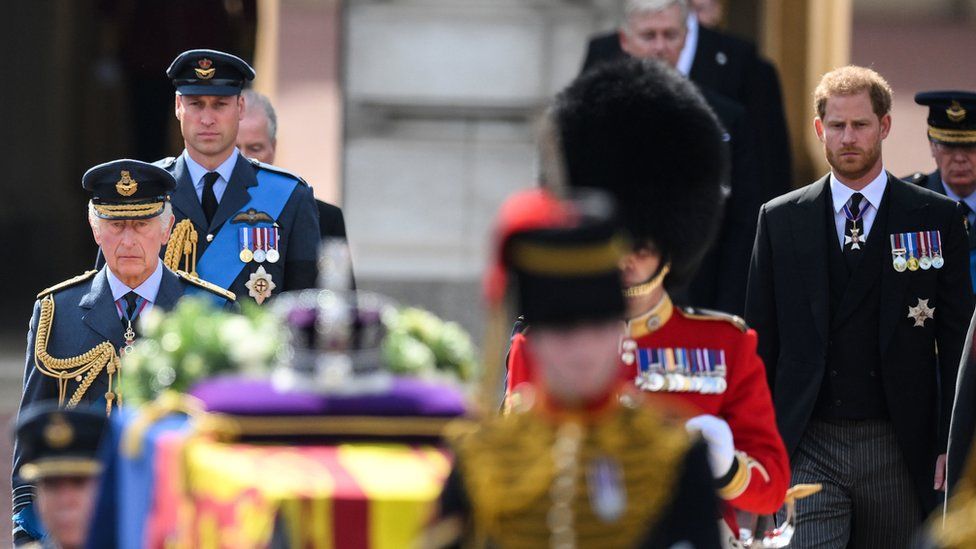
[931,230,945,269]
[239,227,253,263]
[115,294,147,356]
[267,227,280,263]
[843,200,865,250]
[906,232,920,271]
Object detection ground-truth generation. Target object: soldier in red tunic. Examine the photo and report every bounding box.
[506,59,789,543]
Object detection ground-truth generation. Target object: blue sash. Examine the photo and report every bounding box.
[187,169,298,297]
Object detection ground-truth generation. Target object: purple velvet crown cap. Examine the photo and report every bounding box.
[190,375,467,418]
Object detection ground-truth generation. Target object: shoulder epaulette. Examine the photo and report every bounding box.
[37,270,98,299]
[247,157,310,186]
[154,156,177,169]
[903,172,927,186]
[680,307,748,332]
[176,271,236,302]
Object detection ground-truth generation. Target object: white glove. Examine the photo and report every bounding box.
[685,414,735,478]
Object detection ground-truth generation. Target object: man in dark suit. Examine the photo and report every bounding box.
[13,160,234,545]
[582,1,792,203]
[595,0,759,316]
[745,66,974,546]
[158,49,321,305]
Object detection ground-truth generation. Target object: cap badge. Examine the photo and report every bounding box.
[44,414,74,449]
[116,170,138,196]
[194,58,216,80]
[947,101,967,123]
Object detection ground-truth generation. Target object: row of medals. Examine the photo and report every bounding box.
[241,247,279,264]
[239,227,281,264]
[892,252,943,272]
[891,235,943,272]
[620,339,728,394]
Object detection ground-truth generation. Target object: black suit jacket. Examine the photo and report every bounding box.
[581,27,792,201]
[745,174,974,511]
[316,199,348,240]
[315,199,356,289]
[676,88,759,315]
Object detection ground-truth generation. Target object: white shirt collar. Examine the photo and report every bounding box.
[830,168,888,213]
[106,260,163,303]
[941,180,976,212]
[183,148,239,188]
[675,13,699,76]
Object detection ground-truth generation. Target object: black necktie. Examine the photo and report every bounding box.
[843,193,865,271]
[201,172,220,226]
[123,291,139,322]
[960,201,975,239]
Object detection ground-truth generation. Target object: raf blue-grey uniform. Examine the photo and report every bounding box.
[13,267,234,544]
[158,152,321,301]
[159,49,321,302]
[12,159,234,546]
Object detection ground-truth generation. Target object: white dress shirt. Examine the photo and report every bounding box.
[676,13,699,76]
[105,261,163,318]
[829,169,889,250]
[183,148,240,204]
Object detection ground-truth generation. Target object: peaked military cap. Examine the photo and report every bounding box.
[494,189,629,326]
[16,403,108,482]
[166,49,255,96]
[82,159,175,220]
[915,90,976,146]
[552,58,728,289]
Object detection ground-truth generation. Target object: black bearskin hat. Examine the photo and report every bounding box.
[552,58,728,288]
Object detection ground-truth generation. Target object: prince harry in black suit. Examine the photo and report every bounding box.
[745,66,974,547]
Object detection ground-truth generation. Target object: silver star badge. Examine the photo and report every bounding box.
[245,265,276,305]
[907,298,935,327]
[845,227,864,250]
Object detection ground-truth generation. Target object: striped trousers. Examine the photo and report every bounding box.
[783,419,924,548]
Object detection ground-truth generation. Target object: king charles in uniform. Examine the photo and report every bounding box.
[12,160,232,545]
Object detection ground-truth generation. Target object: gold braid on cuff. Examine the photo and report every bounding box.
[718,451,770,500]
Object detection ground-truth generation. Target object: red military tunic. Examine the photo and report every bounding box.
[506,295,790,516]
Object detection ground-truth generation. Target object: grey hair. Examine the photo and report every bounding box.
[88,201,174,235]
[624,0,689,22]
[242,89,278,141]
